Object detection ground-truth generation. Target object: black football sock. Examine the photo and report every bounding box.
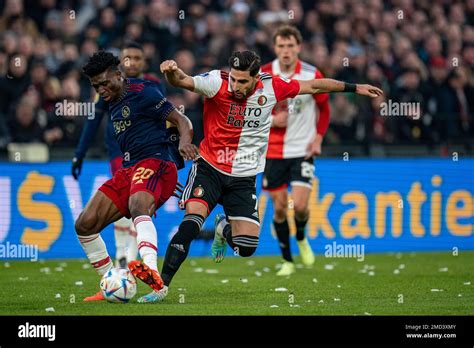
[222,225,258,257]
[161,214,204,287]
[295,216,309,241]
[273,219,292,262]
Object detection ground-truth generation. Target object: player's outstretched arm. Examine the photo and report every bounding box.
[167,109,199,160]
[297,78,383,98]
[160,60,195,92]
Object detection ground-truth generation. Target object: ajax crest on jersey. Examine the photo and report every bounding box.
[122,105,130,118]
[100,268,137,303]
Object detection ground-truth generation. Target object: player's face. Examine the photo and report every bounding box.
[274,35,301,67]
[229,69,258,100]
[90,69,123,102]
[121,48,145,78]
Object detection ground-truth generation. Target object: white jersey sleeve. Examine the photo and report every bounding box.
[192,70,223,98]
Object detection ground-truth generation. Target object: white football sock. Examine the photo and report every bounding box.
[127,222,138,262]
[78,233,113,275]
[133,215,158,272]
[114,217,130,263]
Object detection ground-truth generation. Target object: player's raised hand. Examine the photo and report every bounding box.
[160,60,179,74]
[356,84,383,98]
[179,142,199,161]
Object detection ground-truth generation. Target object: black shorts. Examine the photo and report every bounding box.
[262,157,314,191]
[180,158,259,225]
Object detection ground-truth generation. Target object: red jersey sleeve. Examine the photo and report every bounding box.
[272,76,300,102]
[313,70,330,136]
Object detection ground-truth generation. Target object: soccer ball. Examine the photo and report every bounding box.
[100,268,137,303]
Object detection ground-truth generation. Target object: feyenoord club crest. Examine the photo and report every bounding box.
[193,186,204,197]
[122,105,130,118]
[258,95,267,106]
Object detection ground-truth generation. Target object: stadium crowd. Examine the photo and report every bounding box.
[0,0,473,155]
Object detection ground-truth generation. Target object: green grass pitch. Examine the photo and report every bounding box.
[1,252,472,315]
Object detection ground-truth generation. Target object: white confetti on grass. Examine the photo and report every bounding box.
[59,262,68,268]
[45,307,55,312]
[318,300,324,303]
[463,281,471,285]
[75,281,83,286]
[398,264,405,269]
[220,279,229,284]
[458,294,462,297]
[334,298,341,302]
[337,284,341,288]
[190,260,197,266]
[368,271,375,276]
[193,267,203,273]
[290,304,301,308]
[364,312,372,316]
[324,264,334,270]
[438,267,448,272]
[431,289,444,292]
[81,264,90,269]
[54,267,63,272]
[4,262,10,268]
[205,269,219,274]
[393,269,400,275]
[18,277,28,281]
[306,300,311,303]
[40,267,51,274]
[240,278,248,284]
[270,305,279,308]
[312,278,318,283]
[55,294,61,299]
[246,260,255,266]
[254,271,262,277]
[275,287,288,292]
[295,264,304,269]
[262,267,271,273]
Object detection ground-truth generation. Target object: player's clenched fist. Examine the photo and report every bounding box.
[160,60,178,73]
[179,142,199,161]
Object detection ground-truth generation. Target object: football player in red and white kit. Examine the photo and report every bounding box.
[261,25,330,276]
[145,51,382,302]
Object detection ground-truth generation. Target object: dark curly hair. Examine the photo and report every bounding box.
[82,51,120,78]
[228,50,261,77]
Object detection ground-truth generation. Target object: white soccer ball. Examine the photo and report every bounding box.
[100,268,137,303]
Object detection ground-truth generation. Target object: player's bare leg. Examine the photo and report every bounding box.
[268,188,295,275]
[127,191,164,296]
[292,184,315,266]
[75,190,123,301]
[154,201,207,302]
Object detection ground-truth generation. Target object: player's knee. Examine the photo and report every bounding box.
[75,211,98,236]
[294,206,309,221]
[273,206,287,222]
[232,235,259,257]
[129,193,154,218]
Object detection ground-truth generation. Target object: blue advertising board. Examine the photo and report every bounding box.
[0,158,472,260]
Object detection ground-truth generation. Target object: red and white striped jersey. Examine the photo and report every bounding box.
[192,69,300,177]
[261,59,330,159]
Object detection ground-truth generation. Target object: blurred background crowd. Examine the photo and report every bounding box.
[0,0,473,159]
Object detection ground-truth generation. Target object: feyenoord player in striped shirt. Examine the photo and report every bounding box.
[139,51,382,303]
[261,25,331,276]
[138,51,383,302]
